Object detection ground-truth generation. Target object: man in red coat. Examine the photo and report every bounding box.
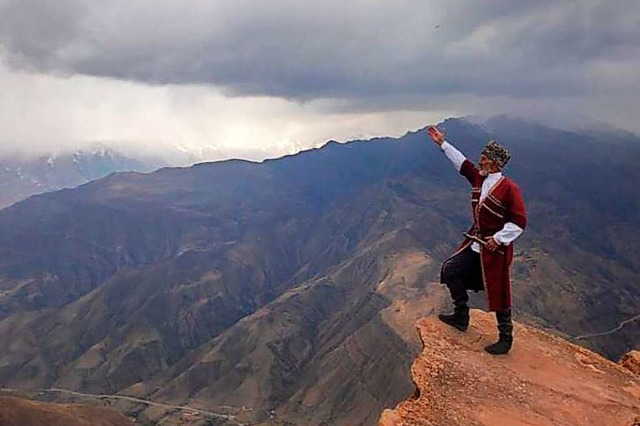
[426,125,527,355]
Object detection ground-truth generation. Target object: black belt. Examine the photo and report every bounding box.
[463,232,505,253]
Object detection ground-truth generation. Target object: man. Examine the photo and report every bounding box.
[426,125,527,355]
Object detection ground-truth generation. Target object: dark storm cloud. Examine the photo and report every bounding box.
[1,0,638,102]
[0,0,87,68]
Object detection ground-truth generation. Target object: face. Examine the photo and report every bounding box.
[479,154,499,176]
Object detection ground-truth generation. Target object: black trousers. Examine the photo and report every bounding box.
[440,246,483,308]
[441,246,513,338]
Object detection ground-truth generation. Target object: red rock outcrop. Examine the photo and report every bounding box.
[379,310,640,426]
[621,351,640,376]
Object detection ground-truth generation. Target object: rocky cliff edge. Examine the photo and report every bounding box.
[379,310,640,426]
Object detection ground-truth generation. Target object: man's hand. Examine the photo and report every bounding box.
[426,125,445,146]
[485,237,500,252]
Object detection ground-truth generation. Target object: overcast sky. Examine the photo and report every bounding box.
[1,0,638,160]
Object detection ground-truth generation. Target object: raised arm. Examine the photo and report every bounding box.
[426,125,480,185]
[441,141,466,172]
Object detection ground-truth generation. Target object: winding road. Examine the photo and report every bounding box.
[3,314,638,424]
[575,313,640,340]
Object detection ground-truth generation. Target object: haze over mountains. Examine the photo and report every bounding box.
[0,146,161,209]
[0,140,308,209]
[0,116,639,425]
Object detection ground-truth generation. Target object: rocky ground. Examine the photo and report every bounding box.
[379,310,640,426]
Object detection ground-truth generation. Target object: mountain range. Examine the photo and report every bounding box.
[0,116,638,425]
[0,141,307,210]
[0,145,162,209]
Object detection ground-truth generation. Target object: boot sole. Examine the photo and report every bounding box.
[484,343,512,355]
[484,349,511,355]
[437,316,469,332]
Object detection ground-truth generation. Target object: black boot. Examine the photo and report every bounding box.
[484,310,513,355]
[438,305,470,331]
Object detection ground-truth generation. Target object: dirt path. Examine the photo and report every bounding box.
[575,313,640,340]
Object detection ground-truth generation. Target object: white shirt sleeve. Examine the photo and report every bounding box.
[493,222,524,245]
[440,141,466,172]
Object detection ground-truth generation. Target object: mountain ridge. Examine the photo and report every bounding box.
[0,116,639,424]
[0,146,162,209]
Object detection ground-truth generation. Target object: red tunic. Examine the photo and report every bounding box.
[449,160,527,311]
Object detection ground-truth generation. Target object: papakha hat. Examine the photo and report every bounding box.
[482,140,510,168]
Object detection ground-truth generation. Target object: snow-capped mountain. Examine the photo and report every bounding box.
[0,138,308,209]
[0,145,164,209]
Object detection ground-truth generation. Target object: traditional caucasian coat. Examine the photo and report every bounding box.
[449,160,527,311]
